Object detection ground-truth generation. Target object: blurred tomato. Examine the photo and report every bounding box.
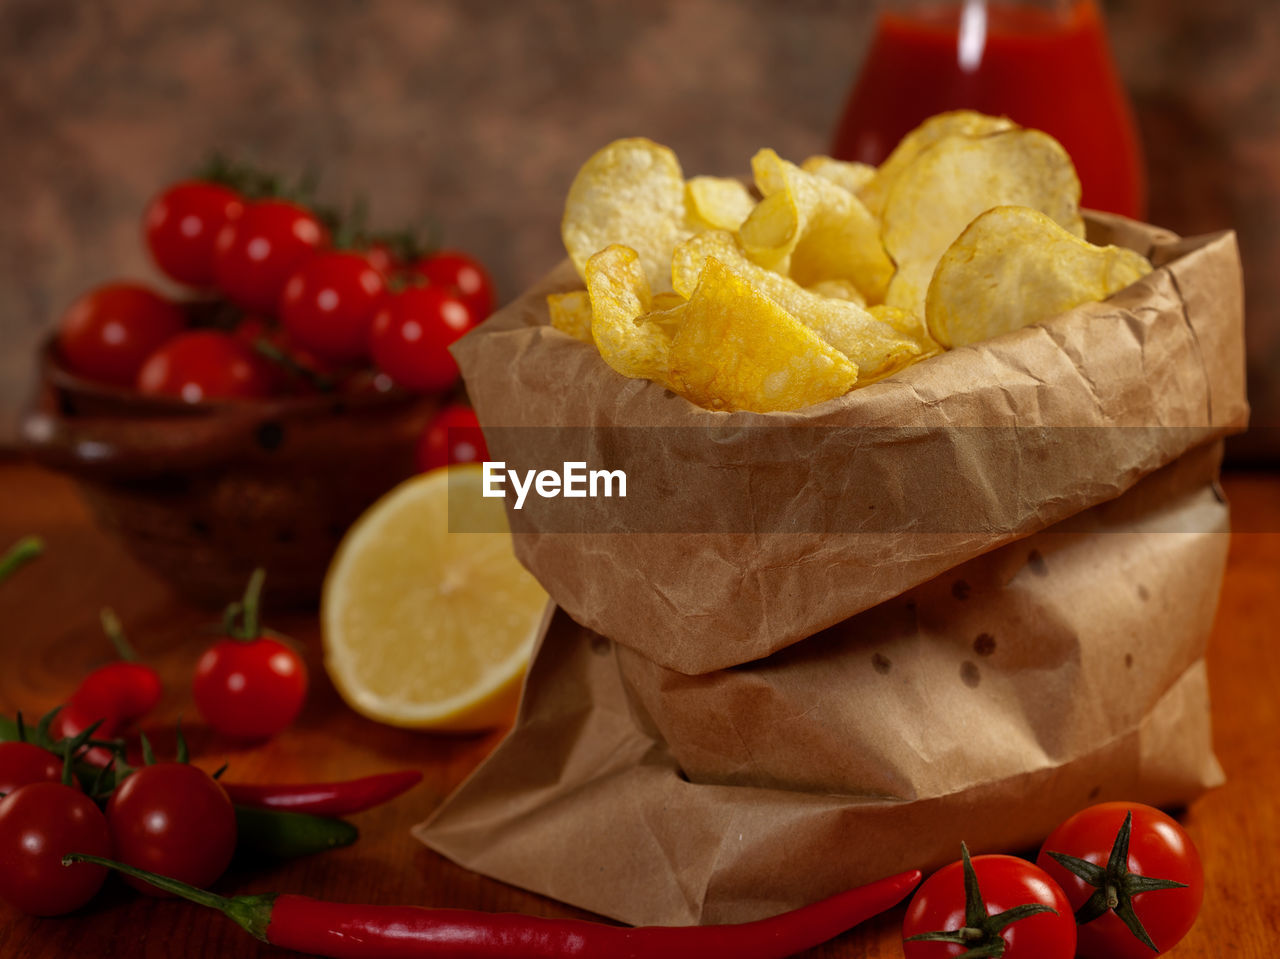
[416,404,489,472]
[279,252,387,362]
[213,199,328,313]
[410,250,495,321]
[144,181,244,287]
[369,287,477,392]
[137,330,275,401]
[57,283,185,387]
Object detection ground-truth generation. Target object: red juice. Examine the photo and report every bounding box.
[831,0,1145,219]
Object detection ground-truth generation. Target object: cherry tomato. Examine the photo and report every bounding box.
[137,330,275,402]
[57,283,185,388]
[410,249,496,320]
[106,763,236,895]
[213,199,328,313]
[416,403,490,472]
[0,782,110,915]
[361,242,398,280]
[1038,803,1204,958]
[279,251,388,362]
[903,847,1075,959]
[144,181,244,287]
[0,742,64,797]
[369,286,477,392]
[193,636,308,740]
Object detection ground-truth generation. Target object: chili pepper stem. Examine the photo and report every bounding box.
[0,536,42,585]
[63,853,275,941]
[99,608,140,662]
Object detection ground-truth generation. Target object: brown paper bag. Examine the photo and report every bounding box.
[418,215,1246,924]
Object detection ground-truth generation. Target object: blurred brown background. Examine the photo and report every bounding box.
[2,0,1279,456]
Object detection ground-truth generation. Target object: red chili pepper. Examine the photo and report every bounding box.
[223,770,423,817]
[66,854,921,959]
[55,610,162,759]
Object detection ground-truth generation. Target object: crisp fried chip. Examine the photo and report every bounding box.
[882,129,1084,318]
[585,245,681,381]
[926,205,1153,349]
[672,231,921,377]
[668,257,859,412]
[807,278,866,306]
[859,110,1017,218]
[738,149,893,301]
[546,289,594,343]
[869,304,940,355]
[801,156,876,196]
[685,176,756,232]
[563,138,690,292]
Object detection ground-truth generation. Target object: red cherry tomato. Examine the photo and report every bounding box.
[105,763,236,895]
[193,636,308,740]
[369,287,477,392]
[416,403,490,472]
[410,249,496,320]
[0,782,110,915]
[137,330,275,402]
[213,199,328,313]
[361,242,398,280]
[144,181,244,287]
[903,848,1075,959]
[57,283,185,388]
[0,742,65,797]
[1038,803,1204,959]
[279,251,388,362]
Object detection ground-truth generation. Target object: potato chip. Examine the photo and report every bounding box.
[806,278,866,306]
[801,155,876,196]
[546,289,594,343]
[671,230,921,377]
[738,149,893,301]
[882,129,1084,318]
[668,256,859,413]
[868,304,940,355]
[563,138,690,292]
[685,176,756,232]
[926,205,1153,349]
[859,109,1018,218]
[585,245,681,381]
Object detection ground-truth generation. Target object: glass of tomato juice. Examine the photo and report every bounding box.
[830,0,1146,220]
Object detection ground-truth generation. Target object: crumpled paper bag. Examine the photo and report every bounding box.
[418,214,1246,925]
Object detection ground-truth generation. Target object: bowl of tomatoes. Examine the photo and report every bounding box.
[21,166,498,608]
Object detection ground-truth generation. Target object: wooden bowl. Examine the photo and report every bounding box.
[20,340,436,608]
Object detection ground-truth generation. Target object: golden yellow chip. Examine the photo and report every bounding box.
[800,156,876,196]
[685,176,756,232]
[546,289,593,343]
[882,129,1084,318]
[869,304,940,355]
[859,110,1018,218]
[926,206,1153,349]
[671,231,921,377]
[806,278,866,306]
[668,257,859,413]
[738,149,893,301]
[562,138,690,293]
[585,245,681,382]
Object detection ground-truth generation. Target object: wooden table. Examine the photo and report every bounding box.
[0,462,1276,957]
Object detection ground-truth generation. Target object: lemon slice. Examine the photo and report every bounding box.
[322,464,549,731]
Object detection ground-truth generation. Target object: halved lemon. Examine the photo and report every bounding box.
[321,464,549,731]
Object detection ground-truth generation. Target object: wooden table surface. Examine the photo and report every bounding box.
[0,461,1276,958]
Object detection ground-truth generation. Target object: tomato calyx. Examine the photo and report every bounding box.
[0,535,42,586]
[1044,810,1189,952]
[905,844,1060,959]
